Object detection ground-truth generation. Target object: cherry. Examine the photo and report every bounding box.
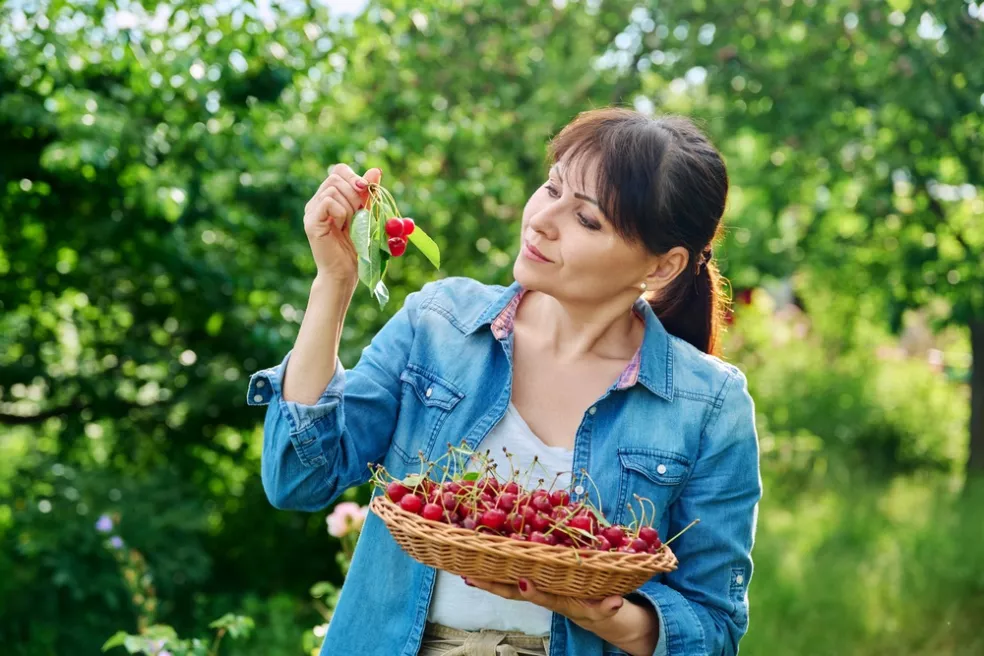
[508,512,526,534]
[508,532,527,541]
[596,536,613,552]
[503,481,520,495]
[399,494,424,514]
[479,508,507,532]
[569,515,594,534]
[601,526,626,549]
[549,490,570,507]
[386,482,410,503]
[629,537,649,552]
[401,218,416,236]
[388,237,407,257]
[441,492,458,511]
[639,526,660,545]
[532,495,553,513]
[496,493,518,511]
[617,546,638,554]
[531,512,551,533]
[462,516,479,531]
[421,503,444,522]
[529,531,550,545]
[385,218,404,238]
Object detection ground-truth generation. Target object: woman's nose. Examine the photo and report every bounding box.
[528,207,559,239]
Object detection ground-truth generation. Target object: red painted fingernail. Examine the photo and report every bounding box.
[355,179,368,190]
[518,579,528,592]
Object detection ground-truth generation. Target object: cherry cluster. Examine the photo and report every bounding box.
[379,474,663,554]
[384,217,415,257]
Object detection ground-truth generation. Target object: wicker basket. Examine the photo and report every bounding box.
[370,495,678,598]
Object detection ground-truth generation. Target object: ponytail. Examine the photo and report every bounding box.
[647,254,728,357]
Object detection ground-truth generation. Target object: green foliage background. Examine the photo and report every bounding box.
[1,1,981,654]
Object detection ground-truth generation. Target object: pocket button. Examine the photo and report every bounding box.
[425,387,433,398]
[656,464,667,475]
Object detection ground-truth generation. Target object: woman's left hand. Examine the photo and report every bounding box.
[462,576,624,626]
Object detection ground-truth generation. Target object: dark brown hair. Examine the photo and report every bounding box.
[546,107,730,357]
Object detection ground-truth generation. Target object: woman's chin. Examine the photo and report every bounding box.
[512,258,545,290]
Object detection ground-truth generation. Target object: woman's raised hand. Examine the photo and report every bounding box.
[303,164,382,283]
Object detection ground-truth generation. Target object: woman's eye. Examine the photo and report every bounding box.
[545,183,561,199]
[577,213,602,231]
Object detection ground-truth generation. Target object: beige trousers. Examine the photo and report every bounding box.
[417,622,550,656]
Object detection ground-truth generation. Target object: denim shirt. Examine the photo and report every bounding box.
[247,277,762,656]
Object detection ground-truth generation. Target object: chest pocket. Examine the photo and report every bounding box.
[393,366,465,465]
[614,447,692,527]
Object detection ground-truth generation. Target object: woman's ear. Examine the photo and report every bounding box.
[645,246,690,291]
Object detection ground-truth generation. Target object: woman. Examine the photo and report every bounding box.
[248,107,762,656]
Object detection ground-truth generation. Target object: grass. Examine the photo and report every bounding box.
[742,467,984,655]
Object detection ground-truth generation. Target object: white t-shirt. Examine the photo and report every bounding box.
[426,403,574,635]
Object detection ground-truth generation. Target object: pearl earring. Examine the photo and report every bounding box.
[639,282,648,291]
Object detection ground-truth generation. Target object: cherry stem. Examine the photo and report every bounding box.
[663,518,701,548]
[580,468,604,513]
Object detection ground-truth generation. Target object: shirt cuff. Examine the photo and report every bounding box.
[246,350,346,435]
[629,582,705,656]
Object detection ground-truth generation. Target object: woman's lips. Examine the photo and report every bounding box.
[522,241,553,263]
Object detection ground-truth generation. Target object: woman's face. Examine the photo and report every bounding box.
[513,156,659,305]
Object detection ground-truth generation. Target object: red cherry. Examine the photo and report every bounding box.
[508,532,527,541]
[401,218,416,236]
[569,515,594,534]
[399,494,424,514]
[639,526,660,545]
[630,538,649,552]
[532,495,553,513]
[385,218,404,238]
[441,492,459,511]
[618,546,638,554]
[479,509,507,532]
[601,527,626,549]
[462,516,479,530]
[549,490,570,507]
[388,237,407,257]
[503,481,520,495]
[529,531,551,545]
[508,512,526,533]
[421,503,444,522]
[386,482,410,503]
[596,536,613,552]
[531,512,551,532]
[496,493,518,511]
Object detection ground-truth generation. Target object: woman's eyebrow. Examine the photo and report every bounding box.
[549,164,601,208]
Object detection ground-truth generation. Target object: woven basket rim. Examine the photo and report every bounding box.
[369,494,677,571]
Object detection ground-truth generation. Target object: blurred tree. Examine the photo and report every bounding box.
[611,0,983,472]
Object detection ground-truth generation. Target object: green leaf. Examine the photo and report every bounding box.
[101,631,128,652]
[462,471,481,481]
[351,209,372,261]
[401,473,425,487]
[407,225,441,269]
[373,279,390,308]
[357,256,373,289]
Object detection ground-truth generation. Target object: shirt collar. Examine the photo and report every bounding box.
[467,282,673,400]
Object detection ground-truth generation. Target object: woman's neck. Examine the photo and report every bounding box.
[516,290,644,363]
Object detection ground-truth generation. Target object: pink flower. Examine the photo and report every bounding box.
[326,502,367,538]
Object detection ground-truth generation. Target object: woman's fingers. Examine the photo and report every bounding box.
[463,577,624,623]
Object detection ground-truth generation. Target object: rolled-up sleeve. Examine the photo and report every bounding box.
[632,369,762,656]
[246,286,427,512]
